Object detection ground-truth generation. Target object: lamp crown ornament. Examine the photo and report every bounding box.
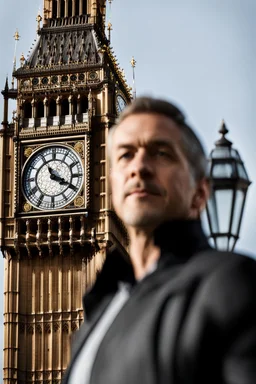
[206,120,251,252]
[215,120,232,147]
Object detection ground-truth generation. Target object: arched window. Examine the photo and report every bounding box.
[68,0,72,16]
[73,98,78,115]
[52,0,57,18]
[83,0,87,14]
[24,102,32,118]
[61,0,65,18]
[49,99,57,117]
[37,101,44,118]
[75,0,79,15]
[61,98,69,116]
[80,97,88,113]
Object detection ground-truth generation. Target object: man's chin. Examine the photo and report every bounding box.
[122,211,165,229]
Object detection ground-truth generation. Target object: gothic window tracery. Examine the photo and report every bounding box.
[61,0,65,18]
[83,0,87,14]
[68,0,72,17]
[53,0,57,18]
[61,98,69,116]
[24,102,32,118]
[80,97,88,113]
[49,99,57,117]
[75,0,79,16]
[37,100,44,118]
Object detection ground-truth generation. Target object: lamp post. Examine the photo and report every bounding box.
[206,120,251,251]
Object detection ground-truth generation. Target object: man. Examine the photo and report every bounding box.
[64,97,256,384]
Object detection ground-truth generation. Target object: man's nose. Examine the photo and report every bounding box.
[129,150,153,178]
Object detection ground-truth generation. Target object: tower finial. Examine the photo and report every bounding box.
[4,76,9,92]
[215,119,232,147]
[12,29,20,89]
[130,57,137,99]
[36,11,43,33]
[106,0,113,42]
[107,22,113,42]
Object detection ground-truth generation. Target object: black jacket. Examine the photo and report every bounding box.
[63,220,256,384]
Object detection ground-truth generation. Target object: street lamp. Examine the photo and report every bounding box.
[206,120,251,251]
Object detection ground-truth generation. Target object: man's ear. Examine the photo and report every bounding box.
[190,178,210,218]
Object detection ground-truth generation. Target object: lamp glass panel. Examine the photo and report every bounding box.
[231,190,244,236]
[237,163,248,180]
[206,195,219,233]
[215,189,233,233]
[212,147,231,159]
[216,236,229,251]
[231,149,241,160]
[212,163,236,178]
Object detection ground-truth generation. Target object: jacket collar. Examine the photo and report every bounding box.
[154,219,210,260]
[83,219,210,320]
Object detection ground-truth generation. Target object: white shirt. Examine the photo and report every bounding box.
[68,283,130,384]
[68,262,157,384]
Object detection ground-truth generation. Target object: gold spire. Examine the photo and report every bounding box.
[107,22,113,41]
[130,57,136,68]
[20,53,25,67]
[130,57,137,99]
[14,30,20,41]
[106,0,113,42]
[36,11,42,33]
[12,29,20,89]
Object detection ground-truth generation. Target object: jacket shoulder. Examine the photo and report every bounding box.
[189,250,256,325]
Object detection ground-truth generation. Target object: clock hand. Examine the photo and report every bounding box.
[59,179,78,191]
[59,179,69,185]
[49,167,65,183]
[50,174,63,183]
[68,183,78,192]
[48,166,54,175]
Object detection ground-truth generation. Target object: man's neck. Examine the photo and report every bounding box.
[128,227,161,281]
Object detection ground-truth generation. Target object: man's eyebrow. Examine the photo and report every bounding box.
[115,143,136,150]
[115,140,178,151]
[146,139,179,153]
[147,139,176,148]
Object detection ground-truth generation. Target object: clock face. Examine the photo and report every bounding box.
[22,144,84,210]
[116,94,127,115]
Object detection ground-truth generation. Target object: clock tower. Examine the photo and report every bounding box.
[0,1,131,383]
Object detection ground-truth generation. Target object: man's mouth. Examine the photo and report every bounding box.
[127,188,161,197]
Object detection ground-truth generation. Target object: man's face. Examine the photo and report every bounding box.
[110,113,200,231]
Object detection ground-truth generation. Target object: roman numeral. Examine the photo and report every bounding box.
[62,193,68,201]
[39,155,47,164]
[51,196,55,207]
[38,193,44,205]
[29,186,38,196]
[69,184,78,192]
[70,161,79,169]
[28,177,35,182]
[72,173,83,178]
[52,148,56,160]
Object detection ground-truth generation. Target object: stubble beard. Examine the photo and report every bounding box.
[121,204,166,230]
[119,198,191,230]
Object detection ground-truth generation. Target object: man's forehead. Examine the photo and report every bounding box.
[113,113,181,145]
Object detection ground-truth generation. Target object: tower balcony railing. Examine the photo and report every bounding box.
[12,214,98,259]
[21,113,88,129]
[48,15,89,28]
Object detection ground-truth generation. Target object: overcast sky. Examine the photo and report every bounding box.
[0,0,256,379]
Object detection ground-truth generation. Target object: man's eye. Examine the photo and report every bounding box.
[157,150,167,156]
[119,152,133,160]
[155,149,171,158]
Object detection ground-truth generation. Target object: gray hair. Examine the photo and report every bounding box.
[108,96,207,182]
